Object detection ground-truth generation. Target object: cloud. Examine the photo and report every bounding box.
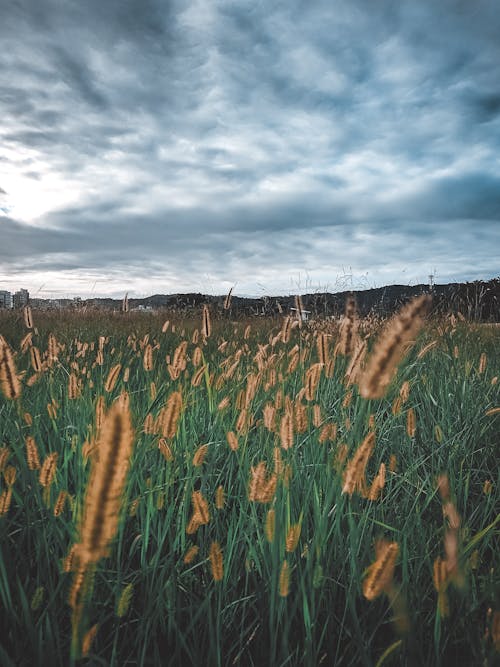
[0,0,499,297]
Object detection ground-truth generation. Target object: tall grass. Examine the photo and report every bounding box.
[0,306,498,666]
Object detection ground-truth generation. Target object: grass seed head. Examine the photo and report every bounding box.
[406,408,416,438]
[23,306,33,329]
[358,295,431,399]
[0,339,21,400]
[209,541,224,582]
[161,391,183,439]
[74,398,135,566]
[0,487,13,517]
[279,560,291,597]
[104,364,122,393]
[338,295,358,356]
[202,305,212,338]
[39,452,58,487]
[265,509,276,543]
[363,540,399,601]
[192,444,208,467]
[215,485,225,509]
[280,412,294,450]
[342,431,376,496]
[116,583,134,617]
[183,544,199,564]
[191,490,210,524]
[285,523,302,552]
[25,436,41,470]
[54,490,68,516]
[30,346,42,373]
[226,431,239,451]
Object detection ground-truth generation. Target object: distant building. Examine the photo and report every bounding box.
[290,307,311,322]
[13,289,29,308]
[0,290,13,309]
[132,304,153,312]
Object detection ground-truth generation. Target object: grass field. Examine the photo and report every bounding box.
[0,302,499,666]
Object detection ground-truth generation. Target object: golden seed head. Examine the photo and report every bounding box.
[358,295,431,399]
[279,560,291,597]
[104,364,122,393]
[304,363,322,401]
[0,487,13,516]
[143,344,153,371]
[226,431,239,451]
[367,463,386,501]
[215,485,225,510]
[0,339,21,400]
[143,413,155,435]
[160,391,183,439]
[342,431,376,496]
[20,332,33,352]
[3,464,16,487]
[68,372,80,399]
[23,306,34,329]
[209,541,224,582]
[265,509,276,543]
[248,462,267,502]
[483,479,493,495]
[39,452,59,487]
[54,490,68,516]
[338,295,358,356]
[74,399,135,566]
[345,340,367,385]
[183,544,199,564]
[202,305,212,338]
[281,316,292,344]
[30,346,42,373]
[478,352,487,374]
[191,365,206,387]
[417,339,438,359]
[192,444,209,467]
[433,556,448,592]
[312,404,322,428]
[406,408,416,438]
[280,411,294,450]
[218,396,230,411]
[436,474,450,501]
[363,540,399,601]
[285,523,302,552]
[294,401,308,433]
[224,286,233,310]
[25,436,41,470]
[191,490,210,525]
[0,447,10,473]
[81,624,98,657]
[316,332,330,365]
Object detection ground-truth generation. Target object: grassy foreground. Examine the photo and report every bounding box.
[0,307,499,666]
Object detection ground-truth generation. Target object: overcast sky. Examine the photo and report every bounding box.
[1,0,499,298]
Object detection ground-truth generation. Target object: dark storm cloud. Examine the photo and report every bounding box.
[0,0,499,296]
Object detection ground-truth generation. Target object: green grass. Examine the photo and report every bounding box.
[0,310,498,666]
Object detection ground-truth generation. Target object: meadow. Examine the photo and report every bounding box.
[0,298,498,666]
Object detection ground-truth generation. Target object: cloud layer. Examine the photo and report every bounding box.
[1,0,499,297]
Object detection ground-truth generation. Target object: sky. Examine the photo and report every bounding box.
[1,0,499,299]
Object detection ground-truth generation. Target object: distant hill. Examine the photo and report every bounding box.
[30,278,500,321]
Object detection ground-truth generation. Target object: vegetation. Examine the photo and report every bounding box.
[0,301,498,666]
